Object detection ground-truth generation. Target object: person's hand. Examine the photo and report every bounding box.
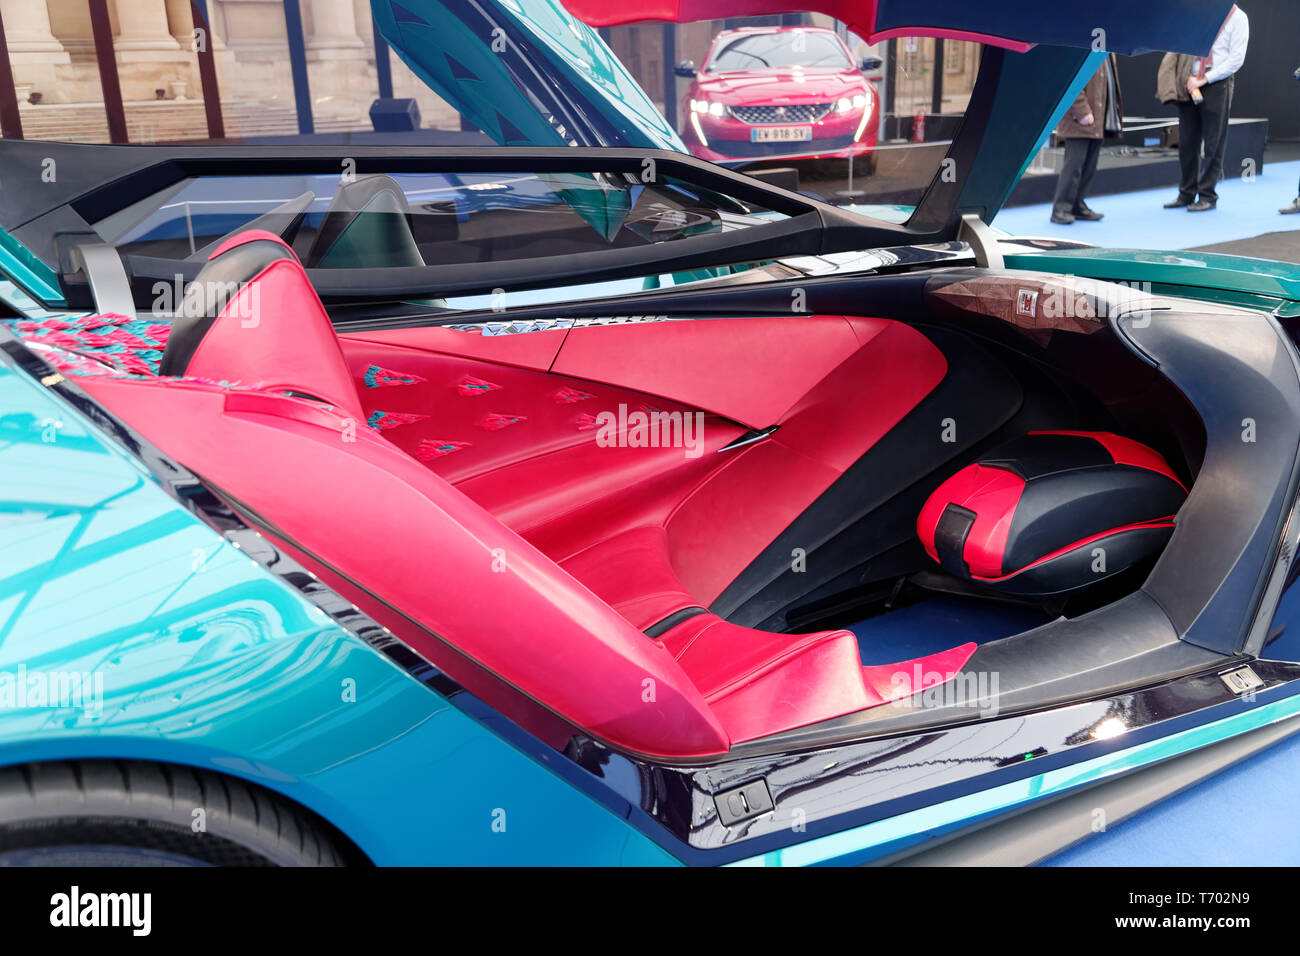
[1187,75,1207,92]
[1078,112,1095,127]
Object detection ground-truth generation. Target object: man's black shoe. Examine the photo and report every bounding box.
[1050,210,1076,224]
[1163,197,1192,209]
[1188,200,1217,212]
[1073,204,1104,221]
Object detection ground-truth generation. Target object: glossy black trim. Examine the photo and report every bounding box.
[644,607,708,639]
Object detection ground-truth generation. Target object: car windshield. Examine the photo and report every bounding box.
[706,32,852,71]
[0,5,984,244]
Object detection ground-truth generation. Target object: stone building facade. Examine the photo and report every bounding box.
[1,1,980,143]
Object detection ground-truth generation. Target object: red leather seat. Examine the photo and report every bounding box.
[562,523,978,741]
[918,430,1186,595]
[159,229,364,421]
[55,229,981,748]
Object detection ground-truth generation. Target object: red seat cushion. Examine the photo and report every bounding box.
[918,430,1186,595]
[559,527,699,631]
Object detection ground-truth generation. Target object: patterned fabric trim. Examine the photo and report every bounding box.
[4,313,172,376]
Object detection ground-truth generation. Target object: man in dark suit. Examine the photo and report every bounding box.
[1282,65,1300,215]
[1051,55,1125,225]
[1164,5,1250,212]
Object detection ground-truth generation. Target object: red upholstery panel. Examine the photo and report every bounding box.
[354,316,949,614]
[666,321,947,603]
[338,338,709,485]
[76,373,732,759]
[551,315,864,427]
[666,440,842,604]
[184,232,364,421]
[459,424,744,561]
[917,463,1025,578]
[342,325,566,372]
[774,321,949,470]
[656,611,978,743]
[559,527,699,630]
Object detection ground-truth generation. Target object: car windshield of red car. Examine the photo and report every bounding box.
[707,32,852,72]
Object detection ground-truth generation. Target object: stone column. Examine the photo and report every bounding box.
[113,0,182,52]
[306,0,365,60]
[110,0,193,102]
[305,0,369,122]
[162,0,202,100]
[0,0,68,55]
[0,0,71,97]
[164,0,193,47]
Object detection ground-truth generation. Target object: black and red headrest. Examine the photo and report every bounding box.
[918,431,1187,596]
[159,230,363,420]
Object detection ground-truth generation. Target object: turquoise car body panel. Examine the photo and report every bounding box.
[0,229,63,309]
[1004,247,1300,313]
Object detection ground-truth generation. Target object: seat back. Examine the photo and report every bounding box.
[159,230,364,420]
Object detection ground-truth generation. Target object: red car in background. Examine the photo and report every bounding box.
[677,26,881,166]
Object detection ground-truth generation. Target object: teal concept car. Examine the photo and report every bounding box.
[0,0,1298,866]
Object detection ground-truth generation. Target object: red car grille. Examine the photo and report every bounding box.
[729,103,832,124]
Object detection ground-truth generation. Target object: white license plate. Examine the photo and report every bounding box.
[750,126,812,143]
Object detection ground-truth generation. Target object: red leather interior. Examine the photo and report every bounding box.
[339,315,947,604]
[181,231,364,420]
[34,231,982,754]
[74,373,731,758]
[551,315,862,426]
[917,462,1026,578]
[654,610,976,742]
[560,526,699,630]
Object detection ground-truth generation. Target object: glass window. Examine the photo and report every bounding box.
[94,170,784,270]
[706,31,854,71]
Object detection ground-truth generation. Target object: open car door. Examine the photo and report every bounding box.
[371,0,685,150]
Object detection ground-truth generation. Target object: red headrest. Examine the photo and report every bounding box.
[159,230,364,421]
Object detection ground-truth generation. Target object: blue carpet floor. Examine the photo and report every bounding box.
[993,159,1300,252]
[848,596,1047,666]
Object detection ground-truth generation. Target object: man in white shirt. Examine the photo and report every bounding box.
[1164,4,1249,212]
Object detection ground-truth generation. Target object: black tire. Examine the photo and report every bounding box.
[0,760,352,866]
